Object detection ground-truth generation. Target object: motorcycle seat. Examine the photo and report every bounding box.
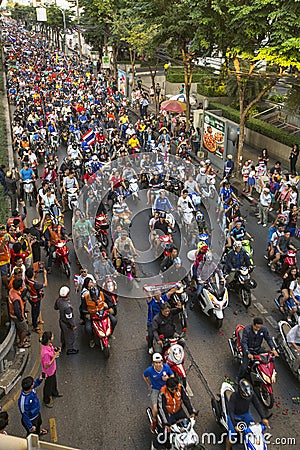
[282,322,292,338]
[224,390,233,411]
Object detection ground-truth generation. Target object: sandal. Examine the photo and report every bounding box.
[40,429,48,435]
[279,306,284,313]
[33,328,43,334]
[18,342,31,348]
[38,320,45,324]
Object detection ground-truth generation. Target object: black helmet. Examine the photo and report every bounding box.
[90,286,98,299]
[238,379,253,399]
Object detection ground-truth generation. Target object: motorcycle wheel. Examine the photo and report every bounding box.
[258,385,274,409]
[63,262,71,278]
[215,318,223,329]
[241,289,251,308]
[211,397,222,422]
[99,232,109,247]
[103,346,110,359]
[29,194,32,207]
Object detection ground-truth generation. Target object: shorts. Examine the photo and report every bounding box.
[0,263,10,277]
[150,389,160,407]
[14,319,28,333]
[248,178,255,186]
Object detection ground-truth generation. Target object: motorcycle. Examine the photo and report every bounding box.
[229,325,276,408]
[91,310,112,358]
[53,240,71,277]
[147,412,199,450]
[226,266,257,308]
[128,177,139,201]
[159,234,174,258]
[273,320,300,382]
[242,239,254,265]
[274,294,300,325]
[95,214,109,247]
[161,335,187,386]
[22,179,35,206]
[267,249,297,276]
[66,187,79,210]
[211,381,268,450]
[195,272,229,329]
[115,255,134,288]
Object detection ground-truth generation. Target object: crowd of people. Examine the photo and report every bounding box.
[1,15,300,450]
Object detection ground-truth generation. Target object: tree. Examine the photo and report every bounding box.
[208,0,300,169]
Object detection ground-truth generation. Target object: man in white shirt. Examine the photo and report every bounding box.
[258,187,271,227]
[287,318,300,353]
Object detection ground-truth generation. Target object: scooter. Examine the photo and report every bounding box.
[95,214,109,247]
[229,325,276,409]
[273,320,300,382]
[226,267,257,308]
[211,381,268,450]
[147,412,199,450]
[128,177,139,201]
[196,273,229,329]
[53,240,71,277]
[66,187,79,210]
[168,284,189,330]
[115,255,134,288]
[274,294,300,325]
[22,179,35,206]
[91,310,112,358]
[267,250,297,275]
[162,336,187,386]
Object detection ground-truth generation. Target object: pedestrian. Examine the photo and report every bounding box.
[289,144,299,175]
[155,83,161,103]
[8,278,30,348]
[54,286,78,355]
[143,353,174,433]
[257,187,271,227]
[191,127,200,155]
[247,165,256,196]
[25,267,47,334]
[18,375,48,436]
[0,165,7,195]
[241,160,251,192]
[223,154,234,179]
[29,219,42,263]
[5,170,18,211]
[40,331,63,408]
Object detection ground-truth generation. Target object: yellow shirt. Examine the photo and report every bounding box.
[128,137,140,148]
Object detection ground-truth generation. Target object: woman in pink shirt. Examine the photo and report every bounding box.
[40,331,62,408]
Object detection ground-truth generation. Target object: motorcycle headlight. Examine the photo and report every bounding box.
[211,299,220,309]
[261,372,271,384]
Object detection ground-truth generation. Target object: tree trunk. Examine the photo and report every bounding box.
[112,45,119,80]
[129,49,136,91]
[149,60,158,113]
[181,48,193,132]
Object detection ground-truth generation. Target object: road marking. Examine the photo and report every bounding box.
[49,417,58,442]
[186,382,193,397]
[265,315,278,330]
[253,302,268,314]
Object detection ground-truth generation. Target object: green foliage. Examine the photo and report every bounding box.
[197,83,227,97]
[0,70,10,222]
[209,101,300,149]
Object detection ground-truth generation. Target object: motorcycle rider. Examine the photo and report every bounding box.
[62,170,79,213]
[54,286,78,355]
[152,302,183,353]
[82,286,117,348]
[73,213,95,248]
[153,190,173,213]
[177,189,195,221]
[19,162,36,202]
[146,286,180,355]
[153,377,196,449]
[270,229,296,272]
[143,353,174,433]
[147,172,164,205]
[43,219,67,274]
[238,317,278,380]
[225,241,252,285]
[195,251,225,297]
[160,247,178,273]
[226,379,270,450]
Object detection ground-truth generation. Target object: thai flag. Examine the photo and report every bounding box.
[82,129,96,146]
[87,236,93,254]
[74,274,79,283]
[7,34,16,43]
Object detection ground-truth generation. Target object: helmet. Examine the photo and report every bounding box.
[233,241,243,249]
[152,353,163,362]
[59,286,70,298]
[92,155,98,161]
[174,257,181,266]
[238,379,253,398]
[198,241,208,251]
[90,286,98,299]
[196,212,204,222]
[205,159,211,165]
[200,168,206,175]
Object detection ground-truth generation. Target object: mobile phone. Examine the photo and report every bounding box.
[41,372,46,379]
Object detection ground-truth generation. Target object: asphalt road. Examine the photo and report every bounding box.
[5,172,300,450]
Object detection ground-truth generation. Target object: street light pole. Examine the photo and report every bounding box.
[76,0,82,58]
[61,8,66,52]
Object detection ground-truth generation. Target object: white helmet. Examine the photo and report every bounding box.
[152,353,163,362]
[233,241,243,249]
[59,286,70,298]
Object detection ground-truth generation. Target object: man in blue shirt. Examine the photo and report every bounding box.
[153,190,173,213]
[143,353,174,432]
[18,375,48,436]
[146,286,178,354]
[19,163,36,201]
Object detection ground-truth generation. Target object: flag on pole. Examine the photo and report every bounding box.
[82,129,96,146]
[7,34,16,43]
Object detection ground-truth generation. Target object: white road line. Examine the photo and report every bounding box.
[265,315,278,330]
[186,382,194,397]
[253,302,268,314]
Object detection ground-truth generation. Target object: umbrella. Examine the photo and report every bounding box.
[169,93,197,106]
[160,100,186,113]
